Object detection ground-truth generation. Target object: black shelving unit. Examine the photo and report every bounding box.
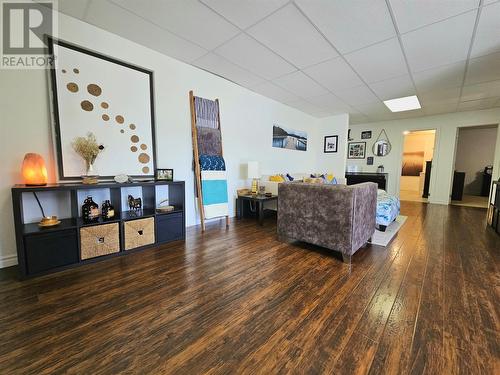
[12,180,185,278]
[345,172,388,191]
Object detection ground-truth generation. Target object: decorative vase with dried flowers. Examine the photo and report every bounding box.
[71,132,104,184]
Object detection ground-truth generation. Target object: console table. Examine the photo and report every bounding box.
[487,180,500,235]
[12,180,185,278]
[345,172,388,191]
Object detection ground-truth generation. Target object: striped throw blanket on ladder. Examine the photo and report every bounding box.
[199,155,228,219]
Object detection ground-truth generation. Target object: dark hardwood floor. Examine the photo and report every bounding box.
[0,202,498,374]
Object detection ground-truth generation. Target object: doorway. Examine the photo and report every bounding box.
[451,124,498,208]
[399,130,436,202]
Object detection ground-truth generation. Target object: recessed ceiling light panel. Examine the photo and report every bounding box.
[383,95,421,112]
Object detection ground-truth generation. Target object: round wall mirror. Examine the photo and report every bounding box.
[373,140,391,156]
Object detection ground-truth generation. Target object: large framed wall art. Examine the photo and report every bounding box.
[48,38,157,180]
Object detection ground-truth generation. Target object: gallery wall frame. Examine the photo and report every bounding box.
[324,135,338,153]
[347,142,366,159]
[48,37,157,180]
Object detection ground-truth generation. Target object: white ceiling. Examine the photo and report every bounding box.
[49,0,500,123]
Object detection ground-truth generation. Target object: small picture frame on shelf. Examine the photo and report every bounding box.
[156,168,173,181]
[367,156,374,165]
[323,135,338,153]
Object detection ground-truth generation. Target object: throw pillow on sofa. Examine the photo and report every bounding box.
[269,175,285,182]
[323,174,338,185]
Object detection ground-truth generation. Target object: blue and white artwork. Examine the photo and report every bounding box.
[272,124,307,151]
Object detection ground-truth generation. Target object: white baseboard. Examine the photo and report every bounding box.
[0,254,18,269]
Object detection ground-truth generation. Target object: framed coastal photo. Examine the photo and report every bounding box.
[48,37,156,180]
[348,142,366,159]
[324,135,338,153]
[156,168,173,181]
[272,124,307,151]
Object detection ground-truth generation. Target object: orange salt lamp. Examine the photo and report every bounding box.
[22,153,48,186]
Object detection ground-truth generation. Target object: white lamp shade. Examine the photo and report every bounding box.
[247,161,260,179]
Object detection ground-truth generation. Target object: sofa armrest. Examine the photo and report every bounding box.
[350,182,377,254]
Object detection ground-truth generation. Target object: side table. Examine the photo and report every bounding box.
[236,194,278,226]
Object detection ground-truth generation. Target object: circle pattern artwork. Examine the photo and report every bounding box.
[142,167,150,174]
[102,114,109,121]
[129,124,136,130]
[81,100,93,111]
[130,146,138,152]
[62,69,66,73]
[66,82,78,93]
[73,68,79,74]
[131,135,139,143]
[138,153,150,164]
[140,144,147,150]
[116,115,124,124]
[120,129,124,134]
[101,102,109,109]
[87,84,102,97]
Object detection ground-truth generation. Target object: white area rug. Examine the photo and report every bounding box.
[370,215,407,247]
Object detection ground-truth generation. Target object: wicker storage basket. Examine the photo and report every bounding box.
[124,217,155,250]
[80,223,120,260]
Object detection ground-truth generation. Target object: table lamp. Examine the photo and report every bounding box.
[247,161,260,194]
[22,153,48,186]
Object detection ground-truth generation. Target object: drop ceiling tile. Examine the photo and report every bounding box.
[388,110,424,120]
[402,11,476,72]
[39,0,90,18]
[353,102,391,118]
[214,33,296,80]
[461,80,500,101]
[465,51,500,84]
[112,0,239,49]
[303,57,364,91]
[389,0,479,34]
[413,61,466,93]
[332,85,380,107]
[419,86,461,106]
[349,113,370,124]
[458,97,500,111]
[200,0,288,29]
[423,102,459,116]
[250,81,300,103]
[193,53,264,87]
[295,0,395,54]
[471,2,500,57]
[247,4,338,69]
[285,99,324,115]
[306,93,352,113]
[273,71,328,98]
[344,38,408,83]
[369,75,415,100]
[85,1,207,62]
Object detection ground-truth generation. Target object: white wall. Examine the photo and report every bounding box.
[0,12,348,267]
[348,109,500,204]
[455,126,498,195]
[315,114,349,177]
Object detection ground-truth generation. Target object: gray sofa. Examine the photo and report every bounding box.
[277,182,377,263]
